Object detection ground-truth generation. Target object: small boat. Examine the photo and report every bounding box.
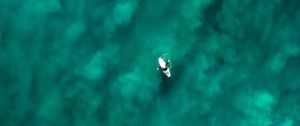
[157,54,172,77]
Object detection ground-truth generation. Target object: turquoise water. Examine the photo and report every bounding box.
[0,0,300,125]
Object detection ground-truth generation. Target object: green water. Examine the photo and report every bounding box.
[0,0,300,125]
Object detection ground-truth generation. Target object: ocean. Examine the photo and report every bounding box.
[0,0,299,125]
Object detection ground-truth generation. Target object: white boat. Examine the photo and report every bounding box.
[158,55,171,77]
